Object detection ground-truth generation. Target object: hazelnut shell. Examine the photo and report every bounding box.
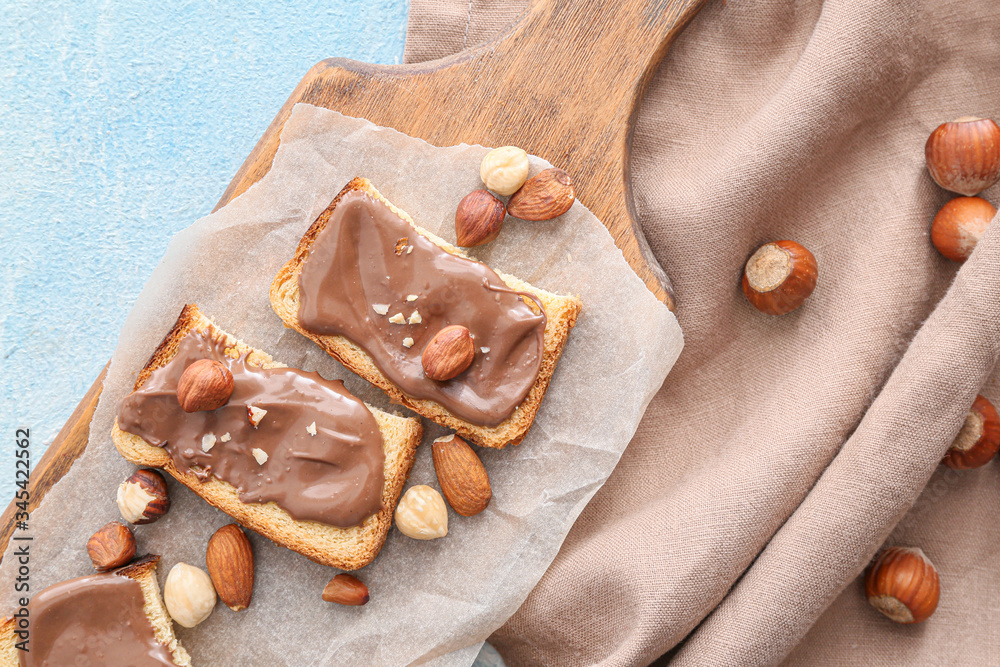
[741,240,818,316]
[925,117,1000,196]
[930,196,996,263]
[865,546,940,624]
[942,394,1000,469]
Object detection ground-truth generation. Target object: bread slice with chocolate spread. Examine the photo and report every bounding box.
[270,177,582,449]
[0,555,191,666]
[111,304,423,570]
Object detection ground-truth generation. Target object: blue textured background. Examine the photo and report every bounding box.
[1,1,409,508]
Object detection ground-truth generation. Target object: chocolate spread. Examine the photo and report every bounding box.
[297,190,546,427]
[117,329,385,528]
[20,573,175,667]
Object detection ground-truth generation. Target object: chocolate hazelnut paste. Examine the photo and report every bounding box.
[20,573,175,667]
[117,329,385,528]
[297,190,546,427]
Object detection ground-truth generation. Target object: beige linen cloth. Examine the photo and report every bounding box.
[407,1,1000,665]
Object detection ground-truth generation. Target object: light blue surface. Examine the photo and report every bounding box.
[1,1,409,507]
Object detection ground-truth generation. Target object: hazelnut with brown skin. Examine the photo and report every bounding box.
[865,546,940,624]
[741,240,818,316]
[176,358,234,412]
[455,190,506,247]
[925,117,1000,195]
[941,395,1000,469]
[86,521,136,572]
[930,196,996,263]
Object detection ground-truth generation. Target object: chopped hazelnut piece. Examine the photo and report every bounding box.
[307,421,317,436]
[372,303,390,316]
[406,294,419,302]
[395,238,409,255]
[406,246,414,254]
[480,347,490,354]
[388,313,406,324]
[251,448,269,465]
[408,310,422,324]
[201,434,217,452]
[220,432,231,442]
[403,337,414,348]
[247,405,268,428]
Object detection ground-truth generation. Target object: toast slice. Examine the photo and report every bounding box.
[111,304,423,570]
[270,177,582,449]
[0,555,191,666]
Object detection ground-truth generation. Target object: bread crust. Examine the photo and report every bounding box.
[270,177,582,448]
[110,304,423,570]
[0,555,192,667]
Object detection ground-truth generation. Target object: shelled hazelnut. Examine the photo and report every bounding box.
[323,574,370,606]
[865,546,940,624]
[741,240,818,316]
[941,395,1000,469]
[176,359,233,412]
[86,521,136,572]
[117,469,170,525]
[455,190,506,247]
[925,117,1000,195]
[395,485,448,540]
[930,196,996,263]
[164,562,217,628]
[480,146,529,196]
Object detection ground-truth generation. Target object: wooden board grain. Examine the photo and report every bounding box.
[216,0,711,310]
[2,0,706,560]
[0,366,107,560]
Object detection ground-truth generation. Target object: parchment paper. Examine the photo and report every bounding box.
[1,104,682,666]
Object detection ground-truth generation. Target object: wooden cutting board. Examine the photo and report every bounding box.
[1,0,706,556]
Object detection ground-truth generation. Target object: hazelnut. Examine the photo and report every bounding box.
[176,358,234,412]
[432,434,492,517]
[206,524,254,612]
[480,146,529,196]
[507,168,575,221]
[422,325,475,381]
[247,405,267,428]
[86,521,136,572]
[742,240,818,316]
[942,394,1000,469]
[394,485,448,540]
[930,196,996,263]
[925,117,1000,195]
[322,574,370,606]
[865,546,940,624]
[455,190,506,247]
[164,562,217,628]
[117,468,170,525]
